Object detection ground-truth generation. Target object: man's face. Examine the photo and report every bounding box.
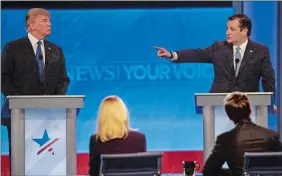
[32,14,51,37]
[226,19,247,45]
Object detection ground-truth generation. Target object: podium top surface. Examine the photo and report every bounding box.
[195,92,273,106]
[195,92,273,96]
[5,95,85,109]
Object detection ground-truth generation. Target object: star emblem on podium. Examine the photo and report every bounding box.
[32,129,59,155]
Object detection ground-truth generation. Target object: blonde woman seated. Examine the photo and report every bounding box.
[88,95,147,176]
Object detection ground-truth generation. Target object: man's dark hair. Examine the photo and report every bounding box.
[224,91,251,124]
[228,14,252,37]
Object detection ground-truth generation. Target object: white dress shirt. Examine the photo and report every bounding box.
[28,33,45,64]
[233,39,248,69]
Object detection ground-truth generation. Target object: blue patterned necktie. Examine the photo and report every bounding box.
[234,47,241,76]
[36,40,44,83]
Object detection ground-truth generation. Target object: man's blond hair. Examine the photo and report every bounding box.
[25,8,50,32]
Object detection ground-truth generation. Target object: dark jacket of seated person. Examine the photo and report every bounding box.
[203,92,282,176]
[88,95,147,176]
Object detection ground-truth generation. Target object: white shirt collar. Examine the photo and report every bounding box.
[28,33,44,46]
[233,39,248,52]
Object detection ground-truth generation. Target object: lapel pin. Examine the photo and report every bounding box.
[48,47,51,50]
[250,50,253,52]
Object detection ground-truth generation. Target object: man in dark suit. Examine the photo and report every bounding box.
[1,8,70,172]
[202,92,282,176]
[154,14,276,113]
[1,8,69,96]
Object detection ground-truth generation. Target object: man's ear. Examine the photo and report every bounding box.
[242,28,248,37]
[30,23,36,30]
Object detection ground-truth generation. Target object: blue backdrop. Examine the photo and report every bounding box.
[1,7,276,154]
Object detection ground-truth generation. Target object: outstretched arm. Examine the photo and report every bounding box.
[154,42,220,64]
[173,42,220,63]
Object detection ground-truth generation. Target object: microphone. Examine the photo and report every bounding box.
[39,54,43,60]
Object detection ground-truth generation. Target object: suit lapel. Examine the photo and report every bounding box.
[237,40,254,78]
[44,41,51,71]
[225,43,235,76]
[23,37,41,79]
[23,36,36,58]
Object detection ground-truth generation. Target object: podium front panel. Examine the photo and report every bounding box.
[24,108,67,175]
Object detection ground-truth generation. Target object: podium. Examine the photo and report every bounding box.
[1,95,85,176]
[195,92,273,161]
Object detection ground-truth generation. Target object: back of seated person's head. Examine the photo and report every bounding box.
[224,91,251,124]
[95,95,131,142]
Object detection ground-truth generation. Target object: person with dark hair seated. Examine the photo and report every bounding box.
[88,95,147,176]
[203,91,282,176]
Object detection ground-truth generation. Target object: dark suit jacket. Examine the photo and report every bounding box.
[89,130,147,176]
[1,36,70,96]
[202,119,282,176]
[174,40,275,95]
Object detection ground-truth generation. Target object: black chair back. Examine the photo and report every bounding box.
[243,152,282,176]
[99,152,163,176]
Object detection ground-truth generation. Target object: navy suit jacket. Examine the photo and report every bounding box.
[1,36,70,96]
[174,40,275,95]
[89,130,147,176]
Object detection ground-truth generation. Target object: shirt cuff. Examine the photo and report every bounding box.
[170,52,178,61]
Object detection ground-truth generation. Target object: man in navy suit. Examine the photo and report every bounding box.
[1,8,69,96]
[1,8,70,173]
[154,14,276,113]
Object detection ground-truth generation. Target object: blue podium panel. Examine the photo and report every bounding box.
[24,108,67,175]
